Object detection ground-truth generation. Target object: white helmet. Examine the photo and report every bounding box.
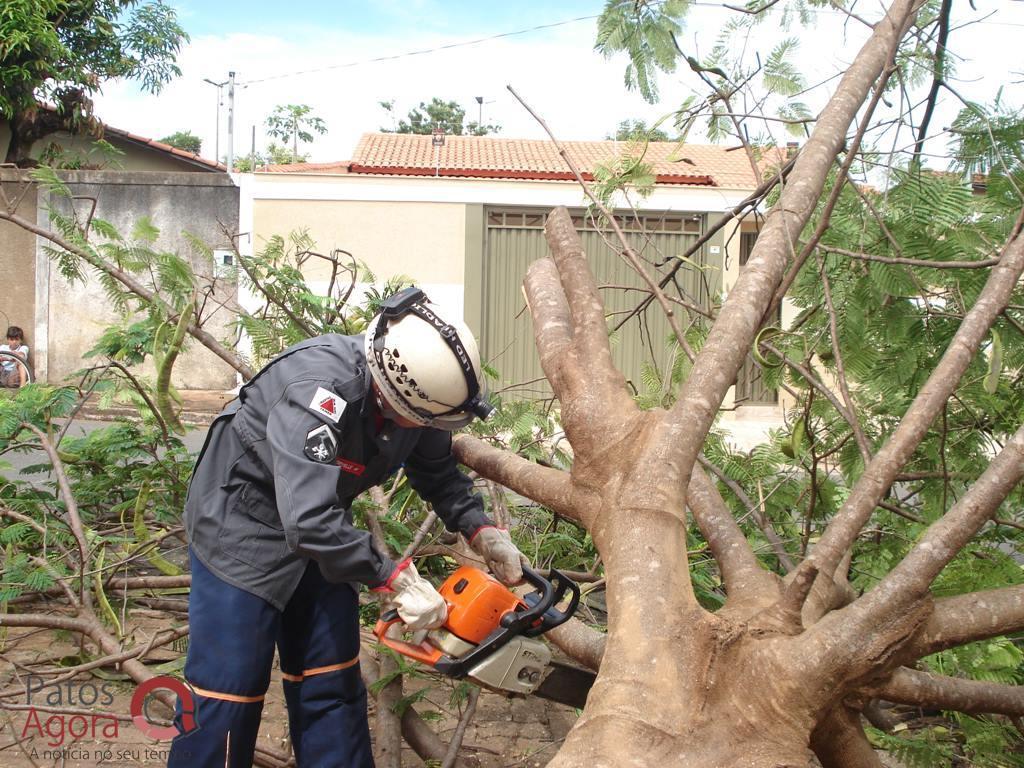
[364,287,494,430]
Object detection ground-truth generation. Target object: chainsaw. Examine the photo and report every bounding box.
[373,564,583,698]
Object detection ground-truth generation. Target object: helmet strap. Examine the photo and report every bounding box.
[371,287,491,420]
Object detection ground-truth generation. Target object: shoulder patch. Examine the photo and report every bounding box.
[304,423,338,463]
[309,386,345,423]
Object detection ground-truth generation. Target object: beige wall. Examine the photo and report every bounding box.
[253,199,467,285]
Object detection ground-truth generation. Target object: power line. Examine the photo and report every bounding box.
[236,3,1024,88]
[238,14,600,86]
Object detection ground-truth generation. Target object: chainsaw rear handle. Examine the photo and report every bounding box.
[373,609,444,667]
[506,566,581,638]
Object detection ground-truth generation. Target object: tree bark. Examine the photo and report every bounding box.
[5,107,65,166]
[811,704,884,768]
[877,667,1024,716]
[904,584,1024,659]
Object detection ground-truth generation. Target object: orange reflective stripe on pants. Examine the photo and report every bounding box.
[281,654,360,683]
[188,684,266,704]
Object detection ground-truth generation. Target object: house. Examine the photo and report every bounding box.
[0,116,239,388]
[240,133,786,438]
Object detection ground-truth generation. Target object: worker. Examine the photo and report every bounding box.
[167,287,527,768]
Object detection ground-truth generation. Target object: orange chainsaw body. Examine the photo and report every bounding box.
[439,565,526,644]
[373,564,580,694]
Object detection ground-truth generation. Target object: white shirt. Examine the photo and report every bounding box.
[0,343,28,372]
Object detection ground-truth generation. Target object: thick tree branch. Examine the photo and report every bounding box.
[688,465,780,603]
[760,57,899,333]
[544,207,631,406]
[810,703,885,768]
[802,423,1024,679]
[877,667,1024,716]
[524,257,575,393]
[856,424,1024,625]
[0,613,92,633]
[664,0,923,480]
[106,574,192,590]
[697,455,796,573]
[452,434,580,524]
[809,215,1024,583]
[544,617,607,672]
[904,584,1024,659]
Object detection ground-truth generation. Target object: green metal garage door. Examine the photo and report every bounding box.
[481,208,714,399]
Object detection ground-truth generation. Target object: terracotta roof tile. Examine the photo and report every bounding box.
[97,123,224,171]
[29,104,224,171]
[338,132,770,188]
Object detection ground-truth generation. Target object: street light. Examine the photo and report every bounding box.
[203,77,228,162]
[473,96,494,133]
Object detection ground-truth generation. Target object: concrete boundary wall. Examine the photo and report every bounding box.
[1,169,239,388]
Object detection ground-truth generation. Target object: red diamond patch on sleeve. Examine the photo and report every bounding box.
[308,386,345,423]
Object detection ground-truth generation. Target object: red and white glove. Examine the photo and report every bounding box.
[469,527,529,586]
[376,559,448,631]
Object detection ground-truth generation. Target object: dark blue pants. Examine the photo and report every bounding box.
[168,551,373,767]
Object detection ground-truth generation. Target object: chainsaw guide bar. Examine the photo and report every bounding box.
[374,565,594,704]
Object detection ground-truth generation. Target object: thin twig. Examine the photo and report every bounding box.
[815,251,872,463]
[821,244,999,270]
[441,686,480,768]
[401,510,439,560]
[21,423,90,609]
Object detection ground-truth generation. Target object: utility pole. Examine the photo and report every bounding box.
[226,71,236,172]
[432,127,445,177]
[202,77,228,162]
[475,96,483,127]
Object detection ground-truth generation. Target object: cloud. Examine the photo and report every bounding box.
[91,3,1022,166]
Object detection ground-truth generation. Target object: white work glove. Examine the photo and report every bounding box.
[468,526,529,586]
[377,559,448,631]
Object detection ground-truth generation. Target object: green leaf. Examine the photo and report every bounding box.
[132,217,160,244]
[763,38,805,96]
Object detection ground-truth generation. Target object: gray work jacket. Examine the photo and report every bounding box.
[184,334,492,610]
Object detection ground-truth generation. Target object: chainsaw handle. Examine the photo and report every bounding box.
[528,569,577,634]
[510,566,581,637]
[372,611,444,667]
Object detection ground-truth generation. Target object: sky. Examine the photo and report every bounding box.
[91,0,1024,168]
